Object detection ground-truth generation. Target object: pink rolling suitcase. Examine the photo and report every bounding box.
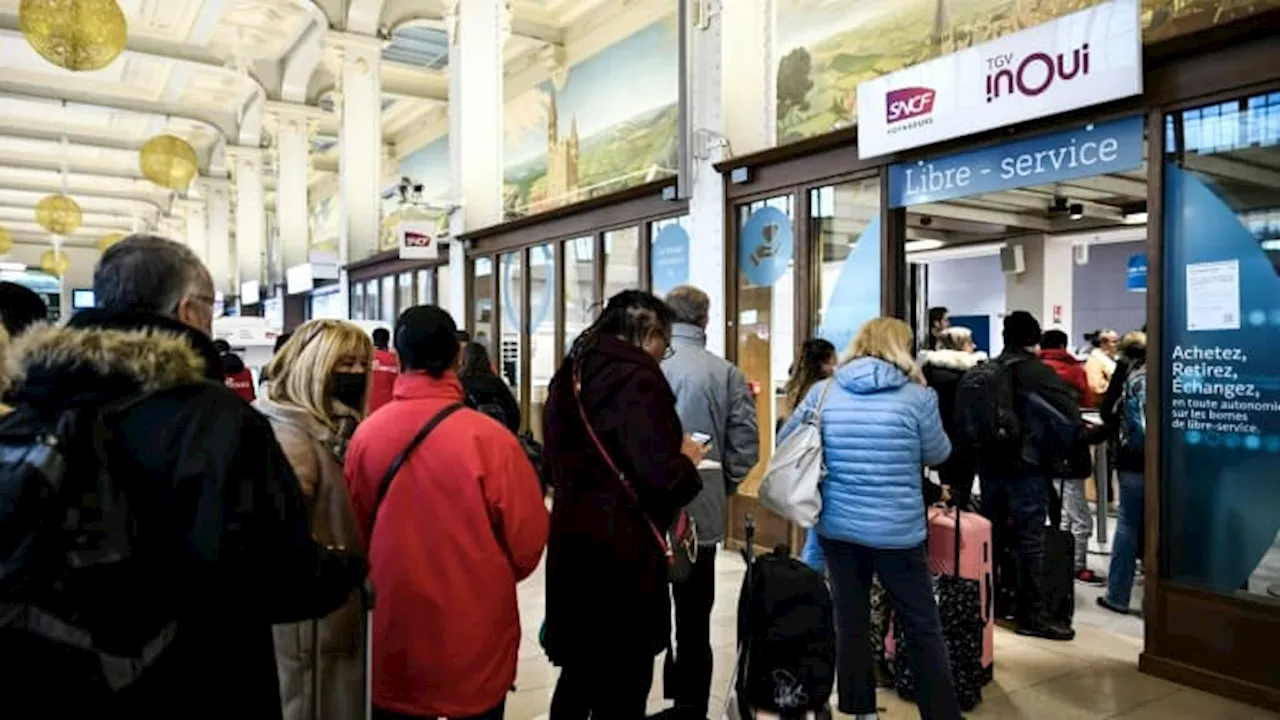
[886,507,994,679]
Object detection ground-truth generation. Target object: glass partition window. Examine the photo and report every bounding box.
[811,180,882,356]
[416,268,433,306]
[364,280,379,322]
[473,258,494,355]
[351,283,365,321]
[529,244,556,439]
[1162,92,1280,601]
[381,276,396,321]
[604,226,641,300]
[500,251,524,408]
[397,273,414,315]
[735,195,797,497]
[563,236,595,355]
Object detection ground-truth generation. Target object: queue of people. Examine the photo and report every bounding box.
[0,235,1153,719]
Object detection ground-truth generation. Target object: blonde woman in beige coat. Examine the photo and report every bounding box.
[256,319,374,720]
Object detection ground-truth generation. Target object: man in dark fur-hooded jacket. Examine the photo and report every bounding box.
[0,235,366,718]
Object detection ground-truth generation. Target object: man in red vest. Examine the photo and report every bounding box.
[214,339,256,403]
[369,327,398,413]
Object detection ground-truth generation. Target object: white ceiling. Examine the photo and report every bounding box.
[0,0,638,253]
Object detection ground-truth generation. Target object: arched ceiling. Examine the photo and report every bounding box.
[0,0,636,254]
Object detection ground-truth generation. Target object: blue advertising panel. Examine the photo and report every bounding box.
[739,207,794,287]
[887,115,1145,208]
[1162,164,1280,596]
[1127,253,1147,292]
[650,224,690,297]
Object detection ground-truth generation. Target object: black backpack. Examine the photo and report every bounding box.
[0,393,177,694]
[955,357,1022,451]
[735,543,836,714]
[466,393,548,494]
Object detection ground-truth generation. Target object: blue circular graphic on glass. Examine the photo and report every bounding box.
[650,224,691,297]
[501,246,554,331]
[1186,430,1203,445]
[740,206,794,287]
[1245,435,1262,451]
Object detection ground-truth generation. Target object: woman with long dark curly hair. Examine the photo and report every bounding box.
[541,290,705,719]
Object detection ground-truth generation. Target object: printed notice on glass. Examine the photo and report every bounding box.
[1186,260,1241,332]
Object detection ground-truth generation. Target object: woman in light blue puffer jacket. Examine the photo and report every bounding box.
[778,317,961,720]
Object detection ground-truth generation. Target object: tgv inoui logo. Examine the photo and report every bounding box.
[886,87,936,124]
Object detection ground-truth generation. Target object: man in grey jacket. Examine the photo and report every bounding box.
[659,285,760,720]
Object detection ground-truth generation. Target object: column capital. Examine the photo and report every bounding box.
[174,197,207,216]
[227,146,265,172]
[326,32,383,66]
[264,101,330,134]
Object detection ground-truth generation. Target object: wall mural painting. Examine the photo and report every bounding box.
[381,136,452,250]
[775,0,1280,145]
[503,17,679,220]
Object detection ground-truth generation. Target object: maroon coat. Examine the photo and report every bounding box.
[542,336,702,665]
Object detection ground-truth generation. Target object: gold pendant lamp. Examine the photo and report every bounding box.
[0,227,12,255]
[39,248,70,277]
[35,193,82,236]
[139,134,198,190]
[18,0,128,72]
[98,230,126,252]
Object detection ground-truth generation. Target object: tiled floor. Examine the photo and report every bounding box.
[510,547,1277,719]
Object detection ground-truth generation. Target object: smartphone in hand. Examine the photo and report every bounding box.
[690,432,712,447]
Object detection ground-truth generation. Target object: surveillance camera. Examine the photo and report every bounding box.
[919,216,933,227]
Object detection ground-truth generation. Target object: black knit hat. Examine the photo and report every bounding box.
[1003,311,1042,349]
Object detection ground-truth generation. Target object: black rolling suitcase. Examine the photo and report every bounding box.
[722,515,834,720]
[993,478,1075,628]
[1042,479,1076,628]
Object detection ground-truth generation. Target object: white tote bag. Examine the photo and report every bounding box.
[759,381,834,528]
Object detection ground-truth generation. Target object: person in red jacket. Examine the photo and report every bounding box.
[214,338,256,402]
[1039,329,1093,407]
[368,327,398,414]
[344,305,549,720]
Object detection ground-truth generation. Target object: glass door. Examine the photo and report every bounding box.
[500,250,525,414]
[811,179,882,355]
[734,194,797,498]
[529,243,556,439]
[563,236,596,355]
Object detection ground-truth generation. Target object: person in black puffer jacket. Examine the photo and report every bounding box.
[920,326,986,510]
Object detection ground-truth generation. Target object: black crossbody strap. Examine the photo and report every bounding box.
[370,403,466,532]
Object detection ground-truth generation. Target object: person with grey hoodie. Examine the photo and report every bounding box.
[658,285,759,720]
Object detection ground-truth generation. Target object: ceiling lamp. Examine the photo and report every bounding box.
[98,231,126,252]
[39,248,70,277]
[139,134,198,190]
[35,194,82,235]
[18,0,128,72]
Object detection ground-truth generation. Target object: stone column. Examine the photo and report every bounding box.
[445,0,507,324]
[268,104,319,275]
[180,198,208,264]
[682,0,775,357]
[1004,234,1075,341]
[330,34,384,266]
[230,147,266,295]
[203,179,233,295]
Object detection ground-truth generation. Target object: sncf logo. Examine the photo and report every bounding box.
[886,87,936,124]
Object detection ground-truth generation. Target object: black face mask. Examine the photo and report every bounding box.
[332,372,368,412]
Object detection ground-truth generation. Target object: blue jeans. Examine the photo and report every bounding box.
[1105,471,1145,608]
[821,536,963,720]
